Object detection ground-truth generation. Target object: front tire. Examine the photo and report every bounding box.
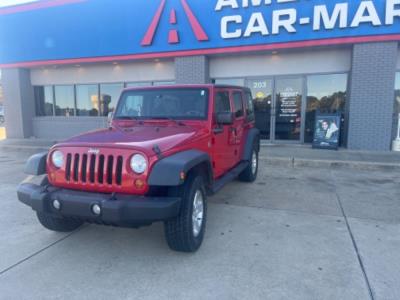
[164,174,207,252]
[239,147,259,182]
[36,212,83,232]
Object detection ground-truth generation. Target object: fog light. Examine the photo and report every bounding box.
[91,204,101,216]
[53,199,61,210]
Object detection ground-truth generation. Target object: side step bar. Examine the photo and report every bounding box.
[210,161,248,195]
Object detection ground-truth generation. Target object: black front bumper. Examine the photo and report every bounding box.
[17,183,181,226]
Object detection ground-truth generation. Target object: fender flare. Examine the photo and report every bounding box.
[242,128,260,161]
[24,152,48,175]
[148,150,213,186]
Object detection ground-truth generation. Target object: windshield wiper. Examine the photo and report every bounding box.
[148,117,185,126]
[114,116,138,120]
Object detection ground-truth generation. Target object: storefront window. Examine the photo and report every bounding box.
[99,83,124,116]
[34,86,54,116]
[54,85,75,117]
[76,85,99,116]
[305,74,347,145]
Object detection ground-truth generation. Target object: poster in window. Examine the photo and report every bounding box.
[312,113,341,150]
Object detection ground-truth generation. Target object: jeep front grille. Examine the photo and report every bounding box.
[65,153,124,186]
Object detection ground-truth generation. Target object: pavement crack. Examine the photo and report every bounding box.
[330,172,375,300]
[0,225,88,276]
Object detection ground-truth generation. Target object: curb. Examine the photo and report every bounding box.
[260,156,400,172]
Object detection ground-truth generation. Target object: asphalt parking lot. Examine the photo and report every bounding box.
[0,149,399,300]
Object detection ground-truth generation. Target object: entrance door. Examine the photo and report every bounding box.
[248,79,273,140]
[248,77,304,142]
[274,77,303,141]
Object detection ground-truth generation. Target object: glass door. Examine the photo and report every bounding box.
[248,79,273,140]
[274,77,303,141]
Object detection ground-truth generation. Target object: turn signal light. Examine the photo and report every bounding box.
[135,179,145,189]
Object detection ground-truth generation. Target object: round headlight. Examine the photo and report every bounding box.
[130,154,147,174]
[51,150,64,168]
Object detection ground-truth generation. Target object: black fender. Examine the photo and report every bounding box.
[148,150,213,187]
[24,152,48,175]
[242,128,260,161]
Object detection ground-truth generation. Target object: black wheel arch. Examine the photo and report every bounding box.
[148,150,214,190]
[24,152,48,175]
[242,128,260,161]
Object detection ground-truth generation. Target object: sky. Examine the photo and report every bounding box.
[0,0,39,7]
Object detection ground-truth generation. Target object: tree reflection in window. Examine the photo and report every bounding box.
[306,74,348,145]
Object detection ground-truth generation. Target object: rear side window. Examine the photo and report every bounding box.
[232,92,244,118]
[215,91,231,113]
[245,92,255,121]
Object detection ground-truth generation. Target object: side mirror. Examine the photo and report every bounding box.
[216,112,234,125]
[107,112,114,126]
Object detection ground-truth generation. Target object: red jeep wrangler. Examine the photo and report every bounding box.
[18,85,260,252]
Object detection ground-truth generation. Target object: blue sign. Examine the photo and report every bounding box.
[0,0,399,67]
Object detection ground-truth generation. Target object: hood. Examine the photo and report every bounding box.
[58,123,204,155]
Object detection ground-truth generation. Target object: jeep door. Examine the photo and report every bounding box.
[231,90,246,156]
[212,89,236,178]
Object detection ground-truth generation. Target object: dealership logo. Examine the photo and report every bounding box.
[141,0,209,46]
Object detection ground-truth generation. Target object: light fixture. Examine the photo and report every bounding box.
[53,199,61,210]
[91,204,101,216]
[272,51,278,55]
[154,58,160,62]
[112,62,118,65]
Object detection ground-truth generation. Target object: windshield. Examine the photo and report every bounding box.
[115,88,209,120]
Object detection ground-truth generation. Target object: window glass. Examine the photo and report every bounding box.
[99,83,124,116]
[247,79,273,140]
[232,92,244,118]
[245,92,255,121]
[115,88,208,120]
[214,78,245,86]
[76,85,99,116]
[34,86,54,116]
[214,91,231,113]
[306,74,347,145]
[54,85,74,117]
[126,82,152,88]
[117,95,143,117]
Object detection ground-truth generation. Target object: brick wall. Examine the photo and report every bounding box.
[348,42,398,151]
[175,56,210,84]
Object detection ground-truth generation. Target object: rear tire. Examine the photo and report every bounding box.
[164,174,207,252]
[239,147,259,182]
[36,212,83,232]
